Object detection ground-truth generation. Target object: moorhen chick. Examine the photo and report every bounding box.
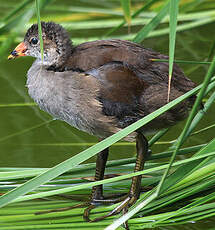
[8,22,196,224]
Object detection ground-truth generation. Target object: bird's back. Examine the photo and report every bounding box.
[65,39,196,133]
[68,39,196,93]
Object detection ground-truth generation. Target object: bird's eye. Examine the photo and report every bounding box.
[30,37,38,45]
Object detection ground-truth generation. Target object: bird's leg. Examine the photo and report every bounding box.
[90,146,125,203]
[83,146,109,221]
[84,132,148,224]
[91,146,109,203]
[128,132,148,203]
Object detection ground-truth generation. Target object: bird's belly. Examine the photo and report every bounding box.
[34,95,90,132]
[27,81,85,134]
[26,82,110,138]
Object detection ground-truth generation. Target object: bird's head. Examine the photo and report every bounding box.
[8,22,72,67]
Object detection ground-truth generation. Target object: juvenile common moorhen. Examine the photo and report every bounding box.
[8,22,196,224]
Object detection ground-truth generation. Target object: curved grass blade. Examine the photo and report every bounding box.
[168,0,179,102]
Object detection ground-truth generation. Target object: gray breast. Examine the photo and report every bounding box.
[26,61,119,139]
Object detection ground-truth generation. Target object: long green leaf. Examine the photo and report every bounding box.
[156,52,215,195]
[0,103,36,107]
[133,1,169,43]
[106,168,215,230]
[35,0,44,61]
[0,119,53,142]
[159,137,215,196]
[11,151,215,203]
[104,0,160,37]
[168,0,179,101]
[120,0,131,27]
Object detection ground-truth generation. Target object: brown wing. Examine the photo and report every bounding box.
[86,62,147,128]
[87,61,147,103]
[67,39,196,93]
[87,61,195,131]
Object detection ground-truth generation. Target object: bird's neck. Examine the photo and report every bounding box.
[36,55,68,72]
[42,46,73,71]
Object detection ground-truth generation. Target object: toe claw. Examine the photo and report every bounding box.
[83,204,95,222]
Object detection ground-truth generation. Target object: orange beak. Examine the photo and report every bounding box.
[8,42,27,60]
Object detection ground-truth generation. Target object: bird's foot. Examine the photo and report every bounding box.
[83,193,138,230]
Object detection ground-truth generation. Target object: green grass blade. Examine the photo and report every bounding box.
[151,58,211,65]
[12,151,215,203]
[148,128,168,146]
[133,1,169,43]
[35,0,44,61]
[104,0,160,37]
[0,119,53,142]
[168,0,179,102]
[169,81,215,151]
[0,169,48,181]
[2,0,32,22]
[0,103,36,107]
[106,193,158,230]
[120,0,131,30]
[191,124,215,137]
[161,137,215,195]
[183,90,215,139]
[156,53,215,195]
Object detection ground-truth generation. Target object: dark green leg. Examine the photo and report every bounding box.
[91,147,109,202]
[129,132,148,200]
[84,132,148,224]
[83,147,109,221]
